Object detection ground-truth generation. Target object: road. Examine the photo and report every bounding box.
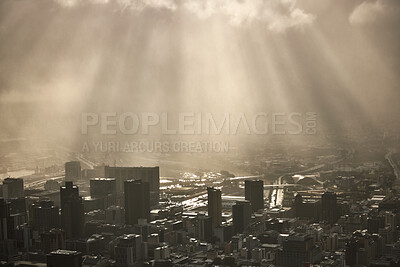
[386,149,400,180]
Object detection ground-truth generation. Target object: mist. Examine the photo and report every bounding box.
[0,0,399,148]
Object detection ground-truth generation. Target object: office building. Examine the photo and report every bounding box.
[245,179,263,212]
[321,191,339,224]
[2,178,24,199]
[105,206,125,225]
[29,200,59,232]
[46,249,82,267]
[277,234,322,267]
[207,187,222,229]
[41,229,65,254]
[105,166,159,206]
[89,178,116,198]
[124,180,150,225]
[195,214,212,241]
[65,161,82,181]
[232,200,252,234]
[0,198,17,261]
[60,182,84,239]
[114,234,145,265]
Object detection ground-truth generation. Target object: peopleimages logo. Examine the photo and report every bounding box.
[81,112,317,135]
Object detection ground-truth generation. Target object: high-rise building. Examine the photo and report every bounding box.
[105,166,159,206]
[46,249,82,267]
[105,206,125,225]
[277,234,322,267]
[195,214,212,241]
[114,234,145,265]
[65,161,82,181]
[2,178,24,199]
[214,225,233,244]
[207,187,222,229]
[124,180,150,225]
[29,200,60,232]
[321,191,339,224]
[60,182,84,239]
[245,180,263,212]
[232,200,252,234]
[0,198,17,261]
[89,178,116,198]
[41,229,65,254]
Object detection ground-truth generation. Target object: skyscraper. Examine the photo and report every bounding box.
[232,200,252,234]
[277,234,322,267]
[105,166,159,206]
[245,180,264,212]
[0,199,17,261]
[2,178,24,199]
[124,180,150,225]
[60,182,84,239]
[207,187,222,229]
[30,200,60,232]
[114,234,144,265]
[89,178,116,198]
[65,161,82,181]
[321,191,339,224]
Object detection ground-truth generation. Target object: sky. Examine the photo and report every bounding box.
[0,0,399,145]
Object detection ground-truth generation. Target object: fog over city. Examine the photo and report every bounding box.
[1,0,400,147]
[1,1,400,266]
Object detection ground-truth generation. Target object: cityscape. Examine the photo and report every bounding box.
[1,0,400,266]
[0,135,400,266]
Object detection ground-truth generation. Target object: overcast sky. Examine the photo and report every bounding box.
[0,0,399,142]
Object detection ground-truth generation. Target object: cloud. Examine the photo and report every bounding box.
[52,0,315,32]
[349,0,400,25]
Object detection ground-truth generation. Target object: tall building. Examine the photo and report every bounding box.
[321,191,339,224]
[60,182,84,239]
[105,166,159,206]
[46,249,82,267]
[89,178,116,198]
[232,200,252,234]
[2,178,24,199]
[245,180,263,212]
[277,234,322,267]
[124,180,150,225]
[29,200,60,232]
[207,187,222,229]
[195,214,212,241]
[0,198,17,261]
[41,229,65,254]
[114,234,145,265]
[65,161,82,181]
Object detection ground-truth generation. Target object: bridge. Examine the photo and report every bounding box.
[263,184,300,189]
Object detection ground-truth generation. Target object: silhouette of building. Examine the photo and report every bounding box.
[277,234,322,267]
[0,198,17,261]
[196,214,212,241]
[321,191,339,224]
[41,229,65,254]
[30,200,59,232]
[114,234,145,265]
[207,187,222,229]
[46,249,82,267]
[232,200,252,234]
[105,166,159,206]
[60,182,84,239]
[245,180,263,212]
[124,180,150,225]
[89,178,116,198]
[65,161,82,181]
[293,193,321,220]
[2,178,24,199]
